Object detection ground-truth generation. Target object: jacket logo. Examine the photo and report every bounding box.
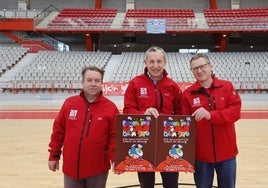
[140,87,148,97]
[68,109,78,120]
[163,92,170,96]
[192,97,201,107]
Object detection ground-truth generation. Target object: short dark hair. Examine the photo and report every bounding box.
[190,53,211,64]
[81,66,105,81]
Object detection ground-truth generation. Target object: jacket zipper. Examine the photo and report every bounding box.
[76,103,90,179]
[191,86,221,163]
[154,84,163,114]
[208,95,217,162]
[86,114,92,137]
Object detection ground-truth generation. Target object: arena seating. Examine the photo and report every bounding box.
[110,52,144,82]
[204,8,268,30]
[122,8,197,31]
[109,52,268,93]
[0,48,267,93]
[0,46,27,76]
[10,50,112,92]
[200,52,268,93]
[45,7,268,32]
[47,8,118,29]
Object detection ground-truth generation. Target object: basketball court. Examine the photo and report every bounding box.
[0,94,267,188]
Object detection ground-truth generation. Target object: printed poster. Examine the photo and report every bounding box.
[114,114,196,173]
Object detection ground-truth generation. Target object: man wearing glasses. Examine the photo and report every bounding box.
[181,53,242,188]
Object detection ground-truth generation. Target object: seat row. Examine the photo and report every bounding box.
[48,8,197,30]
[1,80,267,94]
[203,8,268,28]
[122,8,196,30]
[47,7,268,31]
[48,17,114,28]
[0,50,268,94]
[61,8,117,13]
[0,46,28,76]
[204,7,268,17]
[109,52,268,85]
[48,8,117,29]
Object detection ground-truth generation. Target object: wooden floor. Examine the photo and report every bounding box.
[0,99,268,188]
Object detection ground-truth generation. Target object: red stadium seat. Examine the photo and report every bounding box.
[122,8,197,32]
[203,8,268,30]
[48,8,118,30]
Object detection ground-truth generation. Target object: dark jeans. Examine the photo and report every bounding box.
[64,172,108,188]
[138,172,179,188]
[194,157,236,188]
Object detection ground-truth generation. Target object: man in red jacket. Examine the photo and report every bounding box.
[181,53,242,188]
[123,46,182,188]
[48,66,119,188]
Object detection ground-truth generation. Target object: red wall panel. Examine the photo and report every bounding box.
[0,18,34,31]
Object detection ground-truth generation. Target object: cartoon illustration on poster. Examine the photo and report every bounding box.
[155,115,195,172]
[115,115,156,172]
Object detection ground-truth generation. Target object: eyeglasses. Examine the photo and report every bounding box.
[191,63,209,72]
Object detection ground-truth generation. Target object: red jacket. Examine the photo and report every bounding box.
[182,76,241,163]
[48,91,119,179]
[123,68,182,115]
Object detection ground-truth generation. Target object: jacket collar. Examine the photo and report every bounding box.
[144,67,168,80]
[80,90,103,103]
[190,75,223,95]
